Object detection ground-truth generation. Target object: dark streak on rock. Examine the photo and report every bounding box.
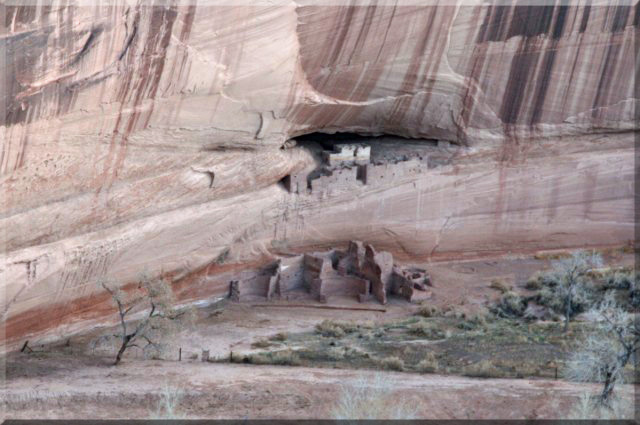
[506,5,555,40]
[551,4,568,40]
[118,21,138,61]
[530,46,556,124]
[179,3,197,42]
[500,40,539,124]
[610,6,630,33]
[579,5,590,33]
[69,25,104,67]
[592,39,621,118]
[477,4,573,43]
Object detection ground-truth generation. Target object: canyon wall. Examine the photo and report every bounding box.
[1,1,637,346]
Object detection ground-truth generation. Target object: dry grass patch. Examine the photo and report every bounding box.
[489,279,512,294]
[379,356,404,371]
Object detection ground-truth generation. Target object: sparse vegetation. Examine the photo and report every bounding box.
[492,291,527,318]
[379,356,405,371]
[240,349,302,366]
[330,374,418,419]
[461,359,497,378]
[489,279,511,294]
[416,352,438,373]
[151,384,186,419]
[565,293,639,406]
[315,320,373,338]
[535,250,602,332]
[408,321,446,339]
[100,274,189,365]
[567,392,633,419]
[416,304,441,318]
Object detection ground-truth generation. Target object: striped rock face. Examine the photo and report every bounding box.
[2,2,637,346]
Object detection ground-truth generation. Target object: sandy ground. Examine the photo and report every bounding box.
[2,353,634,420]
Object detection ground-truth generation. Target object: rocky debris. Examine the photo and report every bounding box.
[229,241,431,305]
[391,266,433,303]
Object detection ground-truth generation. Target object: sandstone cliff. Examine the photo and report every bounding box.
[1,1,637,346]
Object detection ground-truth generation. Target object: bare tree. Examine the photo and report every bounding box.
[538,251,602,332]
[100,274,182,365]
[566,293,639,406]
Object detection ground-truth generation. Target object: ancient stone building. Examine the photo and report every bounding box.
[229,241,431,304]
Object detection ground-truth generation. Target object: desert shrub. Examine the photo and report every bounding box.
[457,321,476,331]
[249,349,301,366]
[316,321,346,338]
[533,251,602,331]
[461,359,500,378]
[270,332,288,342]
[408,322,446,339]
[489,279,511,294]
[492,291,527,318]
[416,305,441,318]
[567,393,634,420]
[416,352,438,373]
[565,293,639,405]
[630,277,640,309]
[379,356,404,371]
[315,320,369,338]
[525,273,543,290]
[469,313,489,328]
[330,374,418,419]
[534,251,571,260]
[326,347,346,361]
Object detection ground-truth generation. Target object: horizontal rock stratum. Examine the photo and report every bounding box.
[1,1,637,348]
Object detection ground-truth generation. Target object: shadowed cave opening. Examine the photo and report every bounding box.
[291,132,440,152]
[278,132,455,193]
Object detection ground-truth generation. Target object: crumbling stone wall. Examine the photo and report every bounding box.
[310,166,360,194]
[283,140,445,195]
[391,266,432,302]
[359,245,394,304]
[229,241,430,304]
[323,144,370,166]
[276,256,305,293]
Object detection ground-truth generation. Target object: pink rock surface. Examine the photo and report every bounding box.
[1,2,637,345]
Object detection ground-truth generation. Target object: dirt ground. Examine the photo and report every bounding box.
[2,351,634,420]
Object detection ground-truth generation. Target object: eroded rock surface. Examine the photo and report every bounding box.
[1,2,637,346]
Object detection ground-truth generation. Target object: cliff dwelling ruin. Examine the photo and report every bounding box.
[281,133,458,195]
[2,1,637,420]
[229,241,431,305]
